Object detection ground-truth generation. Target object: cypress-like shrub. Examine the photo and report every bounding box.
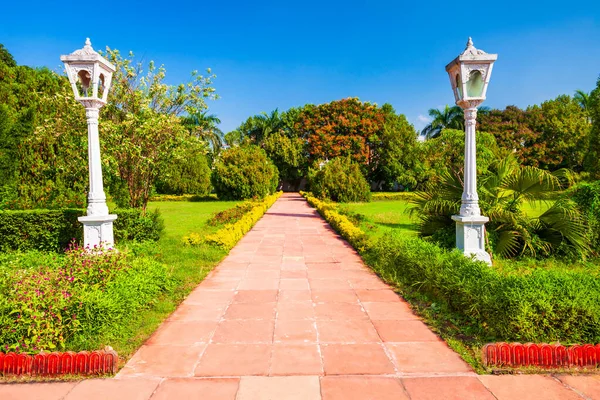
[308,157,371,203]
[211,145,279,200]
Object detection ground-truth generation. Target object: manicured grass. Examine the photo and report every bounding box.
[100,200,241,365]
[341,198,552,238]
[339,200,418,237]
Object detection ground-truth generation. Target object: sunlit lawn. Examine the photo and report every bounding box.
[342,198,552,238]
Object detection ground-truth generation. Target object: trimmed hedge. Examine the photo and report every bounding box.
[0,208,164,252]
[301,191,600,344]
[371,192,418,202]
[302,192,368,252]
[186,192,282,249]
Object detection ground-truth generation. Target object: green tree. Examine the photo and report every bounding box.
[369,104,422,190]
[420,128,500,186]
[211,145,279,200]
[526,95,590,171]
[262,132,306,184]
[155,138,212,195]
[421,105,464,139]
[308,156,371,203]
[183,111,224,155]
[102,49,217,210]
[584,78,600,177]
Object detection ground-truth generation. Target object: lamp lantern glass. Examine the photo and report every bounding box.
[445,37,497,106]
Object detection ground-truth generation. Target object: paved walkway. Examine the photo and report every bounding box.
[2,193,600,399]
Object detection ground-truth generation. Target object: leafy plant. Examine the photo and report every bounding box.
[412,156,588,258]
[211,145,279,200]
[308,157,371,203]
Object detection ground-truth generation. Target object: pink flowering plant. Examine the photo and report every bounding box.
[0,244,169,353]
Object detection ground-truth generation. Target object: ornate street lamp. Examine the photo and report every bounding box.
[445,37,497,265]
[61,38,117,249]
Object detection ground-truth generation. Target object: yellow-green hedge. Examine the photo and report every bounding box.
[301,192,368,252]
[186,192,282,249]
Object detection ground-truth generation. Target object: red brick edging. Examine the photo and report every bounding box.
[0,348,118,377]
[483,342,600,368]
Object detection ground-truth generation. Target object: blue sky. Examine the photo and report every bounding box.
[2,0,599,133]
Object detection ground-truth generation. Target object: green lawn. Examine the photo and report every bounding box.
[341,198,552,238]
[106,200,241,364]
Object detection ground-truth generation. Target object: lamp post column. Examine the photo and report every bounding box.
[84,107,109,216]
[460,106,481,217]
[451,104,491,265]
[78,104,116,250]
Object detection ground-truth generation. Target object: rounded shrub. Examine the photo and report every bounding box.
[211,145,279,200]
[155,148,212,196]
[308,157,371,203]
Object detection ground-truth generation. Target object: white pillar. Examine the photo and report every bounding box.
[78,106,117,250]
[451,106,491,264]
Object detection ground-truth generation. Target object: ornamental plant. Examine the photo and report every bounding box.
[308,157,371,203]
[211,145,279,200]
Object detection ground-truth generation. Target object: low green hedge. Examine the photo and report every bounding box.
[0,208,164,252]
[185,192,283,250]
[371,192,418,201]
[301,191,600,344]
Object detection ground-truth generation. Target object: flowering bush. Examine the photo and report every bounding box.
[0,245,170,353]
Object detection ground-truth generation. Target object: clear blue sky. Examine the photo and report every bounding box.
[2,0,599,133]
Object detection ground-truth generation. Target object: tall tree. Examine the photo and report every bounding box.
[102,48,217,210]
[421,105,464,139]
[183,111,224,154]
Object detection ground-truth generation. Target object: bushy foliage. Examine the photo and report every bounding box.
[0,208,164,252]
[412,156,587,259]
[186,192,282,249]
[308,157,371,203]
[0,247,171,352]
[302,192,368,251]
[155,142,212,196]
[366,233,600,344]
[211,145,279,200]
[569,180,600,253]
[207,202,254,226]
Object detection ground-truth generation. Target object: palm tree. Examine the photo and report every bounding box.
[574,90,592,123]
[250,109,284,143]
[421,105,464,139]
[574,90,590,112]
[412,156,588,259]
[183,111,224,153]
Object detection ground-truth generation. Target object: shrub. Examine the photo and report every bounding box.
[302,192,368,252]
[211,145,279,200]
[308,157,371,203]
[570,180,600,253]
[0,247,171,352]
[0,209,164,252]
[186,192,282,249]
[155,149,212,196]
[207,202,254,226]
[365,234,600,343]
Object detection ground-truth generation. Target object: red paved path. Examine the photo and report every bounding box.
[1,193,599,399]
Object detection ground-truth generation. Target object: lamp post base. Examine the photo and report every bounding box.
[78,214,118,250]
[451,215,492,265]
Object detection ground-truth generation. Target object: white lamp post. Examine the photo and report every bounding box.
[61,38,117,249]
[445,37,497,265]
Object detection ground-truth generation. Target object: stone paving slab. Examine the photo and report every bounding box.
[0,193,597,399]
